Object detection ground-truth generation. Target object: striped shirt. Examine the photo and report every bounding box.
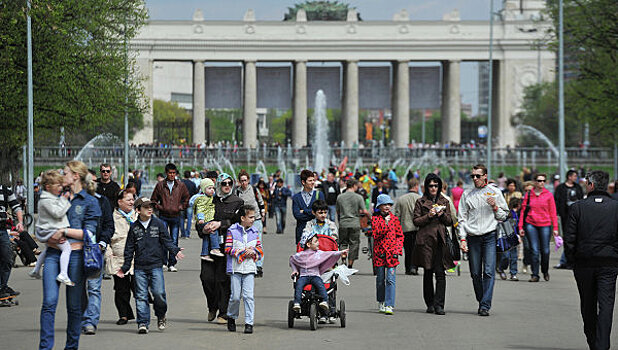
[457,184,509,239]
[0,185,22,229]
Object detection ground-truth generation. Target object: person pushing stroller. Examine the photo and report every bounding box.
[290,231,348,312]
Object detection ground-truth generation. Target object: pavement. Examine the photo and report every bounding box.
[1,209,614,350]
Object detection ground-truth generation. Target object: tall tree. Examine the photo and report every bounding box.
[0,0,147,181]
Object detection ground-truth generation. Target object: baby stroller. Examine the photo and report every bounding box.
[288,234,346,330]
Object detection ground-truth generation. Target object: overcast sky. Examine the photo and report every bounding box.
[144,0,501,114]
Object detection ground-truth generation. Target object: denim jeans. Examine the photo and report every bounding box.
[274,206,286,233]
[201,230,220,256]
[39,248,84,350]
[295,275,328,304]
[227,273,255,325]
[376,266,397,308]
[0,229,12,289]
[81,271,103,329]
[182,207,193,238]
[499,248,518,275]
[525,224,552,277]
[134,268,167,328]
[253,220,264,268]
[160,216,181,267]
[467,232,496,311]
[327,205,337,223]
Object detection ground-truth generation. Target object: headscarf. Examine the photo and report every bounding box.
[423,173,443,204]
[216,173,235,199]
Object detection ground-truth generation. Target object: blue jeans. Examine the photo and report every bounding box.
[134,268,167,328]
[327,205,337,223]
[467,232,496,311]
[253,220,264,268]
[274,206,286,233]
[499,248,518,275]
[525,224,552,277]
[295,275,328,304]
[81,271,103,329]
[228,273,255,325]
[376,266,397,307]
[0,229,12,289]
[39,248,84,350]
[160,216,181,267]
[182,207,193,238]
[201,230,220,256]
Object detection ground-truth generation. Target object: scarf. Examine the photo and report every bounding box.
[117,208,136,225]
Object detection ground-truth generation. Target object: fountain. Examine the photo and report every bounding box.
[74,133,122,162]
[516,124,567,174]
[255,160,268,182]
[312,90,330,173]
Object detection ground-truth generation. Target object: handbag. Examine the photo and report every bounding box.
[496,217,520,253]
[522,191,532,224]
[445,227,461,261]
[83,229,103,279]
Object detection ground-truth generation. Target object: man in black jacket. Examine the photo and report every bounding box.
[321,172,340,223]
[554,170,584,269]
[565,170,618,350]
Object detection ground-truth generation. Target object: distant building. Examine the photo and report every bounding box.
[461,103,472,118]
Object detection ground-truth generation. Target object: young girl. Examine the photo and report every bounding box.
[371,194,404,315]
[29,169,74,286]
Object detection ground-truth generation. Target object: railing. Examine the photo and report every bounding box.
[33,145,615,167]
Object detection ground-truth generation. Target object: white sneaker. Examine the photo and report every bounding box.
[201,255,214,262]
[210,249,224,257]
[162,265,168,272]
[56,274,75,286]
[318,316,327,324]
[28,269,41,279]
[328,317,336,324]
[168,266,178,272]
[319,301,329,311]
[378,302,386,313]
[384,306,393,315]
[292,303,301,312]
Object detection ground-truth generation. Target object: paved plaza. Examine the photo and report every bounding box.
[1,207,614,350]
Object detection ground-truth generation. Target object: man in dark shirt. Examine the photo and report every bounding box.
[554,170,584,269]
[180,170,198,239]
[96,163,121,206]
[321,172,340,223]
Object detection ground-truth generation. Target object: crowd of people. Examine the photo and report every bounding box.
[0,161,617,350]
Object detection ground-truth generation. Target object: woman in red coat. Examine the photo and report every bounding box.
[372,194,404,315]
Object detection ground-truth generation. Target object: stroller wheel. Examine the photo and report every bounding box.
[339,300,346,328]
[309,303,318,331]
[287,300,295,328]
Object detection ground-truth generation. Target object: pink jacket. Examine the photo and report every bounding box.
[519,188,558,231]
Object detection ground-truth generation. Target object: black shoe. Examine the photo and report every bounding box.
[499,271,507,280]
[529,276,540,282]
[425,306,435,313]
[244,324,253,334]
[410,268,419,276]
[116,318,128,325]
[227,318,236,332]
[543,273,550,281]
[405,270,413,275]
[256,267,263,278]
[478,309,490,317]
[3,286,20,297]
[434,307,445,315]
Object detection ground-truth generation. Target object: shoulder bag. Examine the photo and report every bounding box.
[496,216,519,253]
[83,229,103,279]
[445,226,461,261]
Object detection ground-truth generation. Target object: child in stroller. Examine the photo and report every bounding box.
[289,232,348,330]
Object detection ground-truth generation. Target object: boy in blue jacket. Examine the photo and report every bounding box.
[117,198,185,334]
[292,170,321,245]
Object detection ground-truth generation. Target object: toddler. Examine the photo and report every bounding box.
[290,231,347,312]
[192,178,223,261]
[29,170,74,286]
[302,200,338,239]
[498,197,521,281]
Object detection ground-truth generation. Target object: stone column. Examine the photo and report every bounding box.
[243,60,257,148]
[192,60,206,144]
[131,59,154,144]
[342,60,359,147]
[492,60,515,148]
[441,60,461,144]
[292,60,307,147]
[392,60,410,148]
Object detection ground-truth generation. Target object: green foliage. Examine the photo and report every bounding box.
[544,0,618,144]
[283,1,360,21]
[270,110,292,144]
[153,99,192,143]
[206,109,241,143]
[0,0,147,179]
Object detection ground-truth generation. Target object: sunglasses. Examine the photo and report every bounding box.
[536,179,546,182]
[471,174,483,179]
[427,184,439,188]
[100,169,111,173]
[221,181,233,186]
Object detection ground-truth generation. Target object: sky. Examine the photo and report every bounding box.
[144,0,500,114]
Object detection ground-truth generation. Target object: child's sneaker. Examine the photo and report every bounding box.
[168,266,178,272]
[56,274,75,286]
[319,301,329,311]
[384,306,393,315]
[210,249,224,257]
[318,316,327,324]
[28,269,41,279]
[292,303,301,312]
[378,302,386,313]
[157,317,166,331]
[201,255,214,262]
[137,324,148,334]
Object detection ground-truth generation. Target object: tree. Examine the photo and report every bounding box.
[283,1,360,21]
[0,0,147,181]
[545,0,618,144]
[153,100,192,143]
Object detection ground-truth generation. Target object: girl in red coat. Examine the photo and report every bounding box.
[372,194,404,315]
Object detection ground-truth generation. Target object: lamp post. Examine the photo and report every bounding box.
[123,15,129,186]
[486,0,495,179]
[558,0,566,181]
[27,0,34,232]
